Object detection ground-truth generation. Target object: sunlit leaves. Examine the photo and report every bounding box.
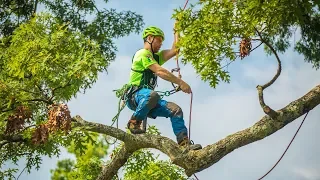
[111,126,187,179]
[50,126,186,179]
[50,131,108,180]
[125,161,187,180]
[0,0,144,178]
[173,0,319,87]
[2,13,107,102]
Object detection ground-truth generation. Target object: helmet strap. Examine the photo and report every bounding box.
[146,36,155,55]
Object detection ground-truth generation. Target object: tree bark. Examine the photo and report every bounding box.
[96,145,134,180]
[72,84,320,179]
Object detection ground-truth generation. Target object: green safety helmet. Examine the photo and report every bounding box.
[142,26,165,41]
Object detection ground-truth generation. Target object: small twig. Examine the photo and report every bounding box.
[16,153,32,156]
[250,42,263,52]
[221,61,233,69]
[33,0,38,14]
[91,0,101,13]
[255,28,282,89]
[0,107,15,113]
[21,125,36,133]
[49,80,72,101]
[254,27,282,118]
[25,98,52,104]
[16,165,27,180]
[251,38,261,41]
[19,88,39,96]
[0,141,10,149]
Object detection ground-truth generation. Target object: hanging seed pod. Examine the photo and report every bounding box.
[31,124,49,145]
[47,103,72,134]
[239,38,252,59]
[5,106,32,134]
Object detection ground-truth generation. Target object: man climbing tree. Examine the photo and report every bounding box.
[2,0,320,179]
[124,24,202,150]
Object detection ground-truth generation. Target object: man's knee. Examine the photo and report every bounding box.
[146,91,160,109]
[166,102,183,117]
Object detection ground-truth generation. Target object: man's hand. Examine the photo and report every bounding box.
[178,80,192,94]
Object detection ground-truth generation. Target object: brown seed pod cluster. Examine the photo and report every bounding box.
[31,103,72,145]
[31,124,49,145]
[47,103,72,133]
[240,38,252,59]
[5,106,32,134]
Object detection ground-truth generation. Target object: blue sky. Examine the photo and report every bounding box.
[5,0,320,179]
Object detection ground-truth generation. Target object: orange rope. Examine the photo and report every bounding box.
[258,111,310,179]
[175,1,199,179]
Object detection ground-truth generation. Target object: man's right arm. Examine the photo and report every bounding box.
[148,63,191,93]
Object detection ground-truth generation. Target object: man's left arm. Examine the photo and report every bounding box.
[161,31,179,62]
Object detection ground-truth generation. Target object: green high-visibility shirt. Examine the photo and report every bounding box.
[128,49,166,87]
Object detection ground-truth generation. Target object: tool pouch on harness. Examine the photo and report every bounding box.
[122,85,140,110]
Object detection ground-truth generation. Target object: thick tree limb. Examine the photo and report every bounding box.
[177,84,320,176]
[97,145,134,180]
[255,27,282,118]
[72,85,320,178]
[72,115,183,157]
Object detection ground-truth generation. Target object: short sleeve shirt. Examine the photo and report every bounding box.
[128,49,165,86]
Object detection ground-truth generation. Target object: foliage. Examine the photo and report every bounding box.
[114,126,187,180]
[173,0,320,87]
[1,0,144,59]
[1,0,320,179]
[125,160,187,180]
[50,132,109,180]
[0,0,143,178]
[50,126,187,180]
[1,13,107,103]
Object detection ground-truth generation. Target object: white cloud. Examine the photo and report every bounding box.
[293,167,320,180]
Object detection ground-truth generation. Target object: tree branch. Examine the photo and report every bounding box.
[97,145,134,180]
[72,84,320,178]
[0,107,15,113]
[49,80,72,102]
[250,42,263,53]
[182,84,320,176]
[25,98,52,104]
[0,134,26,149]
[33,0,38,14]
[255,27,282,118]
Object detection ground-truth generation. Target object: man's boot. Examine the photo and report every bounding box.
[177,132,202,151]
[127,119,145,134]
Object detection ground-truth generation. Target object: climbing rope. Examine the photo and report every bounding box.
[175,1,199,180]
[173,0,193,140]
[106,97,126,145]
[258,111,310,179]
